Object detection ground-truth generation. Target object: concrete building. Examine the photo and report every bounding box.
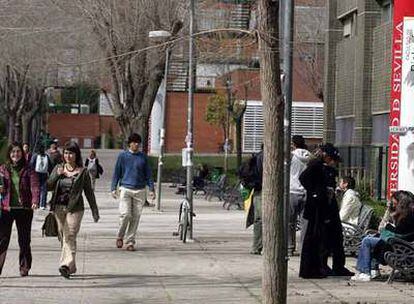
[324,0,392,147]
[324,0,393,198]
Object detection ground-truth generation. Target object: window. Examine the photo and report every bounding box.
[335,118,355,145]
[342,13,357,37]
[382,3,392,23]
[372,114,389,145]
[242,101,323,153]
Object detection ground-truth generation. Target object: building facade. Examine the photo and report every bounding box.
[324,0,393,198]
[324,0,392,147]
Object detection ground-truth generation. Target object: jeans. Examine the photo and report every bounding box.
[38,173,48,208]
[252,191,262,252]
[356,235,381,274]
[288,193,305,252]
[0,209,33,275]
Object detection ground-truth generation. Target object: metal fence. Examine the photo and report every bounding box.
[337,146,388,201]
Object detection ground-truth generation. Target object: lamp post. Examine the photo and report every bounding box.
[224,78,232,173]
[149,30,172,211]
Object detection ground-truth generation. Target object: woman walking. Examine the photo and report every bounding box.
[85,149,103,191]
[48,141,99,278]
[0,142,39,277]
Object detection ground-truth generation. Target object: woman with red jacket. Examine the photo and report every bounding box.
[0,142,40,277]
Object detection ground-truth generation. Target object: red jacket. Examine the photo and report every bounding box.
[0,164,40,211]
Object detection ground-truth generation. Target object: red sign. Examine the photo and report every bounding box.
[387,0,414,198]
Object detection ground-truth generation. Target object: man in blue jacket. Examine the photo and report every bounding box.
[111,133,155,251]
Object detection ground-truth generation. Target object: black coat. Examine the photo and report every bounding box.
[298,158,335,278]
[84,158,103,179]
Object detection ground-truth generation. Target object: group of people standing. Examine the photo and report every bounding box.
[246,136,414,282]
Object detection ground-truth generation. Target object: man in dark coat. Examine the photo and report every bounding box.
[298,144,353,278]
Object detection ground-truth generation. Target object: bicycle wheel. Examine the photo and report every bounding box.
[182,209,188,243]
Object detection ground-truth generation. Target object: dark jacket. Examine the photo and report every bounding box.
[373,212,414,264]
[85,158,103,179]
[0,164,40,211]
[47,165,99,215]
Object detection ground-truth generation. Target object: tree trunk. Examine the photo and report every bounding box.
[14,117,22,143]
[8,115,15,143]
[22,116,31,144]
[258,1,287,304]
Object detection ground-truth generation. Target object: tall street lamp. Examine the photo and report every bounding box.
[149,30,172,211]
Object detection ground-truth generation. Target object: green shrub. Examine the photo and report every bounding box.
[355,182,386,229]
[365,199,387,230]
[148,155,244,185]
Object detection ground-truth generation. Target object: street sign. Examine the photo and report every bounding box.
[388,1,414,198]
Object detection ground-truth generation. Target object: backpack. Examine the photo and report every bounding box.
[238,155,261,190]
[41,213,59,237]
[35,155,49,174]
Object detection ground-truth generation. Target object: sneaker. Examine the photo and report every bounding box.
[126,244,136,251]
[59,266,70,279]
[249,250,262,255]
[370,269,381,279]
[350,272,371,282]
[40,206,46,210]
[116,238,123,249]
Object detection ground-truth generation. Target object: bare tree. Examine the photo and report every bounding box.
[0,0,83,144]
[258,0,286,303]
[51,0,186,147]
[294,0,326,101]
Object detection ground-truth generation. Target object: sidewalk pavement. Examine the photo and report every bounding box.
[1,182,414,303]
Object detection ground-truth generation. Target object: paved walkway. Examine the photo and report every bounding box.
[1,150,414,303]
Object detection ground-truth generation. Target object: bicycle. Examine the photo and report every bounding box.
[173,198,195,243]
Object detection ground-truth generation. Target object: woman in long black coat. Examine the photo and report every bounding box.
[298,144,352,278]
[299,154,330,278]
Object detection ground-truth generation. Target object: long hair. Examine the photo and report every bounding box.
[391,190,414,225]
[6,142,26,168]
[63,141,83,167]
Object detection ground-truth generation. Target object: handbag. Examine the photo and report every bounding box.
[42,213,59,237]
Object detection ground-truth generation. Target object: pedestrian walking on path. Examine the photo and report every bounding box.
[30,145,52,209]
[46,139,62,170]
[0,142,40,277]
[111,133,155,252]
[48,141,100,279]
[85,149,103,190]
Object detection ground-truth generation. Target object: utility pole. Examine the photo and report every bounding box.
[155,47,171,211]
[185,0,195,240]
[282,0,294,261]
[224,78,232,172]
